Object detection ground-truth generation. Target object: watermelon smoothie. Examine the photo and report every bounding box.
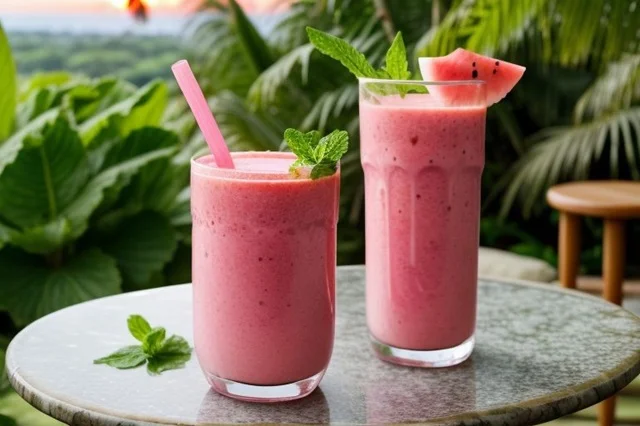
[360,80,486,367]
[191,152,339,401]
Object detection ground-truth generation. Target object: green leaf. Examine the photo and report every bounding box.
[0,248,121,327]
[79,80,167,144]
[142,328,166,356]
[18,71,73,102]
[0,337,9,395]
[0,24,16,141]
[228,0,274,73]
[306,27,377,78]
[100,212,178,290]
[0,414,16,426]
[60,147,175,241]
[93,346,147,369]
[311,164,337,179]
[15,88,56,129]
[8,219,71,255]
[384,32,410,80]
[146,335,192,375]
[0,108,59,178]
[284,128,315,163]
[321,130,349,162]
[127,315,152,342]
[0,116,88,228]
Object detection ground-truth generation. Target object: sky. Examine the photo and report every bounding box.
[0,0,287,13]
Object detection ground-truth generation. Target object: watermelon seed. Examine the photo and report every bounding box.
[410,136,418,145]
[472,70,478,78]
[495,61,499,66]
[493,69,497,74]
[472,62,476,67]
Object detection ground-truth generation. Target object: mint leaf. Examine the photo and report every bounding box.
[285,128,349,180]
[93,346,147,369]
[310,164,337,179]
[321,130,349,162]
[306,27,377,78]
[127,315,152,342]
[283,128,314,163]
[384,32,410,80]
[142,327,166,356]
[146,335,192,375]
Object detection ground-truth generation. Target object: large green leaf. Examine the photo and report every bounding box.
[79,80,167,144]
[6,219,71,255]
[0,108,59,178]
[0,117,88,229]
[0,24,16,141]
[18,71,74,102]
[61,147,175,241]
[0,248,121,327]
[101,212,178,290]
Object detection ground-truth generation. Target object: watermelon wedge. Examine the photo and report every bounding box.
[418,48,525,107]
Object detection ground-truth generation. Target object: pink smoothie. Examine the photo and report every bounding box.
[191,152,339,386]
[360,94,486,350]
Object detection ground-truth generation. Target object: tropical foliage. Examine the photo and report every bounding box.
[0,24,190,423]
[187,0,640,268]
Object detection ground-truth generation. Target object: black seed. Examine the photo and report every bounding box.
[472,62,476,67]
[416,194,421,199]
[495,61,499,66]
[492,69,497,74]
[472,70,478,79]
[410,136,418,145]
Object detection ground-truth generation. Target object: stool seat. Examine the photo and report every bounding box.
[547,181,640,219]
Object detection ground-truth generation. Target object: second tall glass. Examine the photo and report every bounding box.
[359,79,487,367]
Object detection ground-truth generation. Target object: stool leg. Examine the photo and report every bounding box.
[559,213,580,289]
[598,219,626,426]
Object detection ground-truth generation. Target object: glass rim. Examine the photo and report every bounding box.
[191,151,340,183]
[358,77,486,86]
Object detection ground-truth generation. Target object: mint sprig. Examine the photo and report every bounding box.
[94,314,192,375]
[306,27,425,96]
[285,128,349,179]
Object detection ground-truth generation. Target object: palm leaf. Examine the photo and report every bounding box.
[301,84,359,131]
[228,0,275,73]
[574,54,640,122]
[415,0,639,69]
[499,107,640,218]
[209,91,283,152]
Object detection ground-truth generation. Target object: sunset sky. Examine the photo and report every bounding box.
[0,0,286,13]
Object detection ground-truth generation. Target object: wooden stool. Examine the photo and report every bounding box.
[547,180,640,426]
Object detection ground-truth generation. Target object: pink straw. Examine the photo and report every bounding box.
[171,60,235,169]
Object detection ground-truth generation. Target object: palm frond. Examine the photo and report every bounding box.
[381,0,435,47]
[247,44,315,109]
[574,54,640,123]
[186,14,259,96]
[415,0,639,69]
[301,84,358,131]
[499,107,640,218]
[209,91,283,152]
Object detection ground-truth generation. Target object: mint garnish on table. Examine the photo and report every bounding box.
[94,315,192,375]
[306,27,425,96]
[285,128,349,179]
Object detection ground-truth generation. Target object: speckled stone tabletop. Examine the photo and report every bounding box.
[6,265,640,426]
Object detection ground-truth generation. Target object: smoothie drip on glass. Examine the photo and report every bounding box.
[191,152,338,390]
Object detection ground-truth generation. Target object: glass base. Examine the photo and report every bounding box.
[206,370,325,402]
[371,335,475,368]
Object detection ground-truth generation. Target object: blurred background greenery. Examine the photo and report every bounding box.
[0,0,639,425]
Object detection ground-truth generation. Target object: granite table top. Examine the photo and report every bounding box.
[6,265,640,426]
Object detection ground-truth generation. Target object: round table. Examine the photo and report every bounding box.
[6,266,640,426]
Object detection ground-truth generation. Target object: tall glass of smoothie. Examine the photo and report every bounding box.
[191,151,339,401]
[359,79,486,367]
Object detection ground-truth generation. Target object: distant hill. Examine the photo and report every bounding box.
[0,12,282,36]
